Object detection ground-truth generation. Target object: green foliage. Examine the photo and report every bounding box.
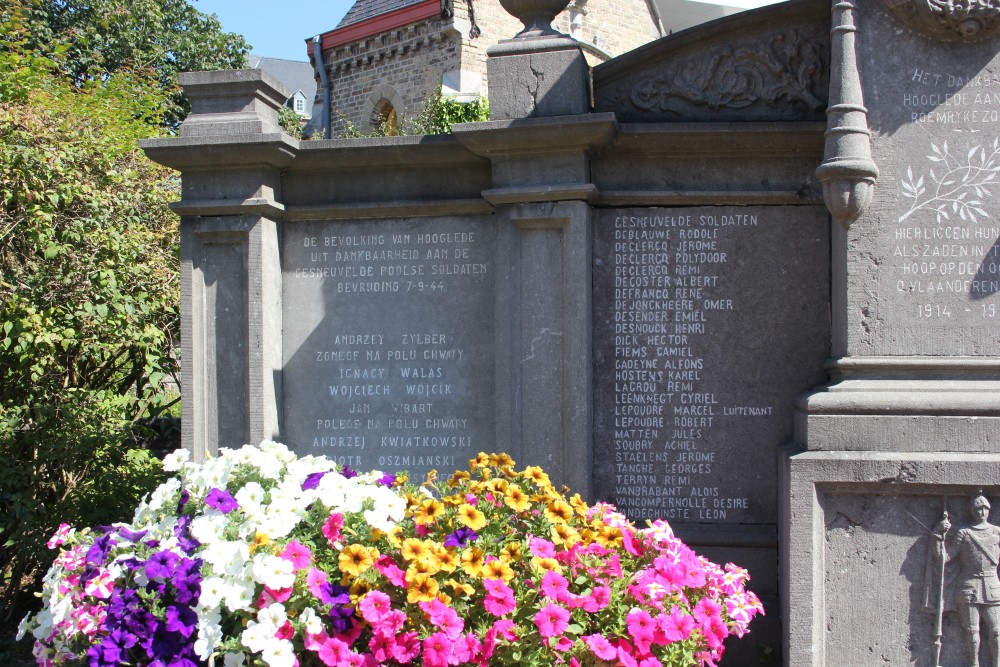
[338,93,490,138]
[278,105,304,139]
[413,92,490,135]
[9,0,250,127]
[0,1,175,626]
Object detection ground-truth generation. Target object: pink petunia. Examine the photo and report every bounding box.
[540,570,569,600]
[359,590,393,624]
[422,631,455,667]
[693,597,723,625]
[583,585,611,612]
[83,568,115,599]
[47,524,74,550]
[368,631,395,663]
[275,620,295,640]
[529,537,557,559]
[583,634,617,661]
[281,540,312,571]
[659,607,695,643]
[534,603,570,638]
[374,555,407,587]
[316,636,351,667]
[551,636,575,652]
[392,631,421,663]
[306,567,330,600]
[420,598,464,638]
[483,591,516,617]
[322,513,344,545]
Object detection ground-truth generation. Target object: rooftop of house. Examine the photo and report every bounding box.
[337,0,426,28]
[249,55,316,115]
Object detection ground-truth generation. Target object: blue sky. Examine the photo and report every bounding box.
[194,0,355,62]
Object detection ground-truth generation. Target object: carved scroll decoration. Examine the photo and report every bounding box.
[622,31,826,117]
[883,0,1000,42]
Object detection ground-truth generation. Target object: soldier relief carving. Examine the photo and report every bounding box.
[926,492,1000,666]
[603,30,826,120]
[883,0,1000,42]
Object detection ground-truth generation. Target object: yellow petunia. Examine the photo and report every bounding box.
[550,523,580,547]
[447,471,471,488]
[339,544,376,577]
[446,578,476,598]
[249,532,271,554]
[402,538,432,562]
[545,499,574,524]
[457,505,488,531]
[434,548,459,573]
[531,556,563,573]
[504,484,531,513]
[406,573,440,604]
[500,542,523,563]
[482,558,515,583]
[413,498,445,525]
[522,465,551,487]
[460,547,485,577]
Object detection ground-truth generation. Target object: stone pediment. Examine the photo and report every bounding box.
[593,0,830,122]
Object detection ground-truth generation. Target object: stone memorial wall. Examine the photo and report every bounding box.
[142,0,1000,664]
[593,207,829,525]
[282,217,495,482]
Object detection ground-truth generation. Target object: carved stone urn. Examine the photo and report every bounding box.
[498,0,572,39]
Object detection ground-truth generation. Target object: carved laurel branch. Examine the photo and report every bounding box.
[607,30,827,118]
[883,0,1000,42]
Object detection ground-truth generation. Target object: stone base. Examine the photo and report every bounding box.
[486,39,589,119]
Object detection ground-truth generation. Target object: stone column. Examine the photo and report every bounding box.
[142,70,295,459]
[456,0,615,495]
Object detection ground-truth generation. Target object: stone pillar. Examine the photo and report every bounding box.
[142,70,295,459]
[784,1,1000,664]
[486,0,590,120]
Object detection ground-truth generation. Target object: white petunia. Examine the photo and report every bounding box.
[162,448,192,472]
[193,611,223,659]
[251,554,295,590]
[261,638,296,667]
[223,654,246,667]
[224,576,256,613]
[198,576,227,611]
[190,513,229,545]
[299,607,323,635]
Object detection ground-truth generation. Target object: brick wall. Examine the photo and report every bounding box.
[319,0,661,135]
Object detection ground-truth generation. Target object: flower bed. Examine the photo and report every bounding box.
[19,442,762,667]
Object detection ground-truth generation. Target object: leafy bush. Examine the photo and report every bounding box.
[0,1,177,633]
[338,93,489,138]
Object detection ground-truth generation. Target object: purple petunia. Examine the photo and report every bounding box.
[377,473,396,487]
[144,550,180,582]
[302,470,329,490]
[205,488,238,514]
[444,527,478,548]
[176,488,190,513]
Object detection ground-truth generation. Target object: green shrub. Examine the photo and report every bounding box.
[0,1,176,629]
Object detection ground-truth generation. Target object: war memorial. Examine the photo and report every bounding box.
[141,0,1000,663]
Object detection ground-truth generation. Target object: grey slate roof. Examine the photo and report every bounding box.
[337,0,426,28]
[248,55,316,116]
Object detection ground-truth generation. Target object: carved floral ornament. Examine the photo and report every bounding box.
[883,0,1000,42]
[600,30,827,118]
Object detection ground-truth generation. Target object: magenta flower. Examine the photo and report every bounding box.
[321,512,344,545]
[540,570,569,600]
[280,540,312,571]
[584,634,618,660]
[659,607,695,642]
[534,603,570,638]
[422,631,455,667]
[360,590,392,623]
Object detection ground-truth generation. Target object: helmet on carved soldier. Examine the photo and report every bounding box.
[971,493,991,512]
